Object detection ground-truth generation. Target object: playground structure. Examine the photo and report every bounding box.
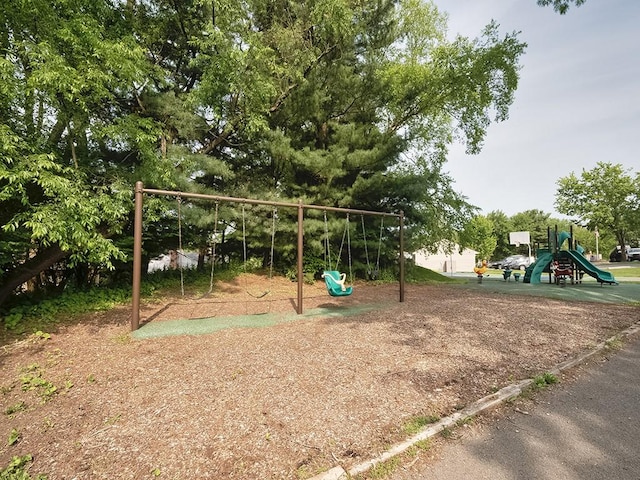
[524,226,617,286]
[131,182,405,330]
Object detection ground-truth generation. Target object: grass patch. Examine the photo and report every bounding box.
[0,266,232,334]
[406,265,463,284]
[354,457,402,480]
[406,439,432,456]
[600,266,640,277]
[402,414,440,435]
[524,372,559,396]
[604,336,623,350]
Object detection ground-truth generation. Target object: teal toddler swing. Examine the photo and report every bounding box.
[322,212,353,297]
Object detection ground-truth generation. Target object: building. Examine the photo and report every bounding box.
[413,244,478,273]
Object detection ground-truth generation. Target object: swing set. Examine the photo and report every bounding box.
[131,181,405,330]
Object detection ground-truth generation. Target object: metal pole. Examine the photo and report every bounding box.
[132,181,144,330]
[297,199,304,314]
[399,210,405,303]
[141,187,396,218]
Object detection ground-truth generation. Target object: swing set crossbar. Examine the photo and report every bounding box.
[140,186,398,218]
[131,182,405,331]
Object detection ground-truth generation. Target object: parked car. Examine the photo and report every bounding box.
[489,257,510,269]
[628,247,640,261]
[609,246,631,262]
[503,254,533,270]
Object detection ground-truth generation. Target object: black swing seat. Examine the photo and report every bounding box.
[322,270,353,297]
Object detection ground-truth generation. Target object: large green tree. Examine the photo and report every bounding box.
[0,0,157,306]
[555,162,640,261]
[1,0,527,308]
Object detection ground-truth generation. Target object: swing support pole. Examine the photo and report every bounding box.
[131,182,404,330]
[297,199,304,314]
[132,181,144,331]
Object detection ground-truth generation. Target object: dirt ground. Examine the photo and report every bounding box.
[1,275,638,479]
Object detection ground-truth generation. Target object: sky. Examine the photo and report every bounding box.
[436,0,640,217]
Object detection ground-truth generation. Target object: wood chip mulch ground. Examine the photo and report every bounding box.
[1,277,638,479]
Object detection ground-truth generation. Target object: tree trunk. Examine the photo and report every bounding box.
[616,232,628,262]
[0,244,68,309]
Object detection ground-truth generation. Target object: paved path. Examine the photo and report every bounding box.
[391,333,640,480]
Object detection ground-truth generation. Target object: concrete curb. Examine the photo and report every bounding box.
[309,320,640,480]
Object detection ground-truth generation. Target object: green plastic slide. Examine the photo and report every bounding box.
[528,251,554,284]
[568,250,617,285]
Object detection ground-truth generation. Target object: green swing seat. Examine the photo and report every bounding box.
[322,270,353,297]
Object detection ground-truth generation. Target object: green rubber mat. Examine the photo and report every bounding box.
[132,303,389,340]
[460,275,640,305]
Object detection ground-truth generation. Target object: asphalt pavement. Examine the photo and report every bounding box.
[390,330,640,480]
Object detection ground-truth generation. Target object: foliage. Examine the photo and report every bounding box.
[537,0,586,14]
[486,210,512,259]
[20,364,57,402]
[555,163,640,260]
[459,215,496,261]
[532,372,558,389]
[1,285,132,331]
[0,0,527,316]
[0,455,47,480]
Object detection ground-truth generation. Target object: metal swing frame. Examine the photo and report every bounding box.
[131,181,405,330]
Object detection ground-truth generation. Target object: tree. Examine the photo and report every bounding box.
[555,163,640,261]
[510,209,551,245]
[459,215,496,261]
[134,0,525,267]
[537,0,586,14]
[486,211,512,259]
[0,0,154,306]
[1,0,528,309]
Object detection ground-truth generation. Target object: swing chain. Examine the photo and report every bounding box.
[323,210,331,270]
[374,217,384,279]
[269,207,277,279]
[346,214,353,285]
[361,215,371,276]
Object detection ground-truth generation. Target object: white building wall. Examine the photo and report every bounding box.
[413,245,477,273]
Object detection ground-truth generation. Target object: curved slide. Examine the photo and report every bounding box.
[568,250,617,285]
[527,251,554,284]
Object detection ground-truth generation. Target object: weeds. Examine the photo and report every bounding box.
[440,427,454,439]
[522,372,560,399]
[532,372,558,389]
[360,457,401,479]
[605,336,623,350]
[456,416,474,427]
[402,414,440,436]
[19,364,57,402]
[7,429,20,446]
[0,454,47,479]
[406,439,432,457]
[4,401,27,417]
